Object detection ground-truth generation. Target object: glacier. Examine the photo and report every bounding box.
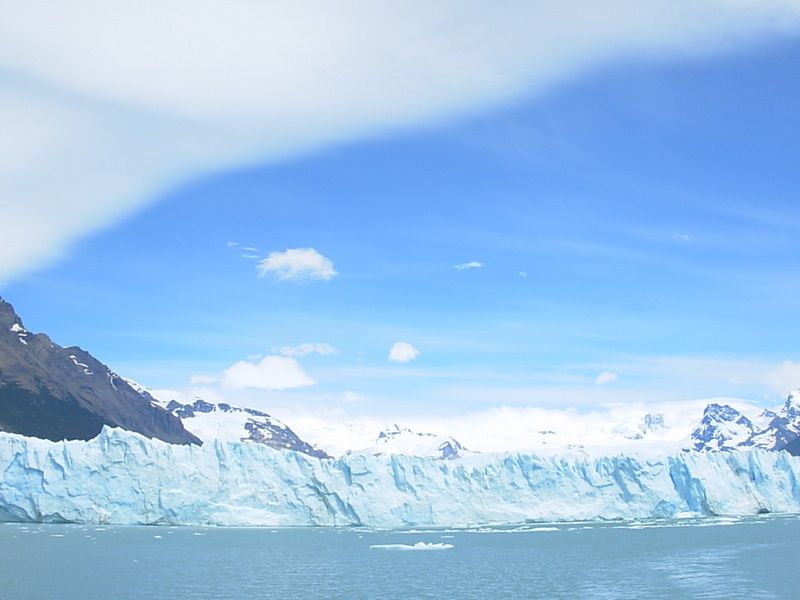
[1,426,800,527]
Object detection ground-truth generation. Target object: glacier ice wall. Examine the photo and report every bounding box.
[1,427,799,527]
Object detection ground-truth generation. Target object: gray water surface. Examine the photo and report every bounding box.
[1,515,796,599]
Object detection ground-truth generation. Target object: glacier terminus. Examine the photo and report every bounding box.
[1,426,800,527]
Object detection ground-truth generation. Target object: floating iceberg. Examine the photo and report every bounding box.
[370,542,454,550]
[1,427,799,527]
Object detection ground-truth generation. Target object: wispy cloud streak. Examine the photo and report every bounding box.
[2,2,800,281]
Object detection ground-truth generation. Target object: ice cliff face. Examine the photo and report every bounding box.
[2,427,799,527]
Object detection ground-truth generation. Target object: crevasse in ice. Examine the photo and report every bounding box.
[1,427,799,527]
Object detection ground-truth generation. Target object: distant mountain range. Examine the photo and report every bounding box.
[145,388,465,460]
[1,296,799,458]
[688,395,800,453]
[365,424,469,459]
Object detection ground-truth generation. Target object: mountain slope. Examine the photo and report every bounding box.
[0,298,199,445]
[147,390,329,458]
[783,435,800,457]
[688,393,800,453]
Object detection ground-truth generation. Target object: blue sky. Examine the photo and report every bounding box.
[2,3,800,425]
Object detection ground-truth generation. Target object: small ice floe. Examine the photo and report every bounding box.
[370,541,454,551]
[153,535,162,539]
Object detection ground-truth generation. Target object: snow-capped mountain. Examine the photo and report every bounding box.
[353,425,470,460]
[147,390,329,458]
[624,413,667,440]
[689,403,758,451]
[688,392,800,453]
[749,392,800,451]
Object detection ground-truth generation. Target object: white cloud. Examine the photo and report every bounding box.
[595,371,619,385]
[257,248,337,282]
[455,261,484,270]
[389,342,420,363]
[188,374,219,386]
[273,396,764,456]
[274,343,339,357]
[220,356,316,390]
[765,360,800,396]
[2,2,800,281]
[343,391,366,404]
[227,242,260,259]
[519,271,528,278]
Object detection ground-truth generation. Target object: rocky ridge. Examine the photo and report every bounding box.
[0,297,199,445]
[688,393,800,454]
[148,392,330,458]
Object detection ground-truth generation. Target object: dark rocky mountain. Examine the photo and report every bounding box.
[782,434,800,457]
[751,393,800,451]
[0,297,200,445]
[154,395,330,458]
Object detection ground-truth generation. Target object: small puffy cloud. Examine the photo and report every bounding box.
[274,342,339,357]
[595,371,619,385]
[257,248,337,282]
[455,261,483,270]
[343,391,365,403]
[765,360,800,395]
[519,271,528,278]
[221,356,316,390]
[389,341,420,363]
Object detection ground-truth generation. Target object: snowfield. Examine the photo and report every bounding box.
[1,426,799,527]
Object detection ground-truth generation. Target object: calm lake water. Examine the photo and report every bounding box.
[1,515,797,599]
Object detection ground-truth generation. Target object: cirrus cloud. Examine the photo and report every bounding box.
[3,2,800,282]
[274,342,339,357]
[455,261,484,270]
